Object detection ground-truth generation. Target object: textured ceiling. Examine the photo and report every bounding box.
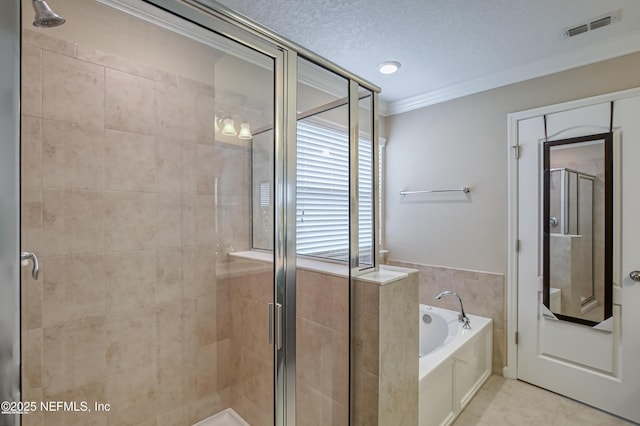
[214,0,640,113]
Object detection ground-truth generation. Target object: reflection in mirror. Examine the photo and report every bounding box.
[543,133,613,326]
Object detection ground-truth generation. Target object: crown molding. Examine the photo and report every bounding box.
[384,29,640,116]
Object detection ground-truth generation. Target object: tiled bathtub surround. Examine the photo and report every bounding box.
[20,29,251,425]
[388,260,506,374]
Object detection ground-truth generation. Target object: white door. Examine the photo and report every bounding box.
[516,95,640,423]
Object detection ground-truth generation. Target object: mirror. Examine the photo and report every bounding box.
[543,132,613,326]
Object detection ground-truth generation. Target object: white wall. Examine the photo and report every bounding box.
[383,52,640,274]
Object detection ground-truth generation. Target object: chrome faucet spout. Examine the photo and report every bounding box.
[434,291,471,329]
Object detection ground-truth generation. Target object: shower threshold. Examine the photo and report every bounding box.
[193,408,250,426]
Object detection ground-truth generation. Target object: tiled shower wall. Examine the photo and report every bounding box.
[388,260,506,374]
[20,29,249,425]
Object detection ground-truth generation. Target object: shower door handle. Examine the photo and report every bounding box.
[21,251,40,280]
[268,302,283,350]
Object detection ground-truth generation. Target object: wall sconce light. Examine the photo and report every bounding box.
[221,118,237,136]
[238,122,252,140]
[215,112,252,140]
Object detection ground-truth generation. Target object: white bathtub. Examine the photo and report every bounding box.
[419,305,493,426]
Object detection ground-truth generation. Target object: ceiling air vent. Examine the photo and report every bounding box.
[566,24,588,37]
[563,10,621,38]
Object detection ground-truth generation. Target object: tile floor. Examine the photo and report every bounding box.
[453,375,636,425]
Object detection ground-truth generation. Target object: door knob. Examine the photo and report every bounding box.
[20,252,39,280]
[630,271,640,282]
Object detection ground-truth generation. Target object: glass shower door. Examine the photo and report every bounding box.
[18,0,280,424]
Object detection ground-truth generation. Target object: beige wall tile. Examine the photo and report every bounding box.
[156,406,187,426]
[178,76,215,98]
[297,270,327,325]
[229,292,271,357]
[231,389,271,426]
[233,346,272,416]
[42,119,104,190]
[297,318,324,388]
[42,317,106,396]
[23,29,76,57]
[23,328,43,390]
[155,84,197,141]
[21,266,43,330]
[182,245,216,298]
[216,338,233,390]
[105,308,157,374]
[41,189,65,255]
[322,328,349,406]
[42,51,104,127]
[104,191,156,251]
[157,353,186,408]
[352,370,379,426]
[105,68,156,135]
[156,193,182,248]
[77,45,166,83]
[104,250,156,314]
[195,196,215,246]
[156,139,183,193]
[66,190,105,255]
[22,45,43,118]
[156,249,183,304]
[156,300,186,360]
[181,195,196,246]
[379,274,419,426]
[21,186,43,256]
[189,344,218,399]
[43,381,107,426]
[215,143,249,196]
[296,382,325,426]
[105,362,158,425]
[182,143,197,195]
[196,94,215,145]
[104,129,156,192]
[216,286,231,341]
[196,143,216,195]
[21,386,43,426]
[21,115,42,189]
[42,190,105,256]
[41,255,106,327]
[195,293,218,346]
[228,269,271,303]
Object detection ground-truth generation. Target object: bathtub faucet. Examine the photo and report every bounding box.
[434,291,471,329]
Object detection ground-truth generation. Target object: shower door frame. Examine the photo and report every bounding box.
[0,1,21,426]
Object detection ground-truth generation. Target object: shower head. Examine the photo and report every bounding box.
[32,0,65,28]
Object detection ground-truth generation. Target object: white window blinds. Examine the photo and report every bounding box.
[296,120,373,261]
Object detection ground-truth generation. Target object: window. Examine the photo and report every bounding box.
[296,120,373,262]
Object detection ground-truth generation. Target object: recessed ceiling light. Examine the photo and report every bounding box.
[378,60,401,75]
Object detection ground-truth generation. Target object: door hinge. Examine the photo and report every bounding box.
[512,145,521,159]
[515,239,520,252]
[515,331,519,345]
